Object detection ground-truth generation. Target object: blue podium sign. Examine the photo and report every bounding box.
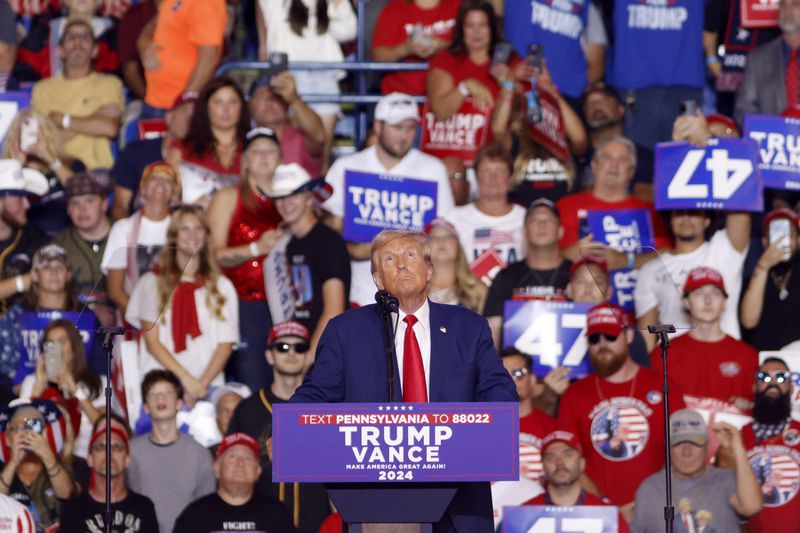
[744,113,800,191]
[272,402,519,483]
[502,505,619,533]
[503,301,594,378]
[654,139,762,211]
[342,170,438,243]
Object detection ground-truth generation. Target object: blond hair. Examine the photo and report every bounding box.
[370,230,431,273]
[1,109,65,161]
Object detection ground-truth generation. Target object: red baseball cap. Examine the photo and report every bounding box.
[541,430,582,455]
[569,256,609,279]
[268,320,310,344]
[215,432,260,460]
[763,208,799,235]
[682,266,727,297]
[586,303,626,337]
[706,114,739,137]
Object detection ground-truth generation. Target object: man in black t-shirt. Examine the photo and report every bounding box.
[227,321,331,533]
[484,198,572,349]
[173,433,295,533]
[0,160,49,298]
[59,417,158,533]
[270,162,350,357]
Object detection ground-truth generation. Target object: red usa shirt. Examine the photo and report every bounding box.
[742,420,800,532]
[557,366,685,505]
[519,409,555,483]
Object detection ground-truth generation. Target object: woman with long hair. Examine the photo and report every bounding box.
[19,319,104,458]
[427,218,487,312]
[256,0,356,170]
[426,0,530,121]
[166,76,250,208]
[126,206,239,404]
[492,62,588,206]
[207,128,283,393]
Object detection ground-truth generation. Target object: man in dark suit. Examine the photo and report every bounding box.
[291,229,517,531]
[735,0,800,123]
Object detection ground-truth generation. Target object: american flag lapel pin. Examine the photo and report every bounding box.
[439,326,447,334]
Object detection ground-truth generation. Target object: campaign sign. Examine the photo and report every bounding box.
[744,114,800,191]
[654,138,762,212]
[272,403,519,482]
[527,90,571,163]
[0,91,31,148]
[586,209,655,253]
[502,505,618,533]
[420,98,492,165]
[13,310,98,384]
[342,170,438,243]
[741,0,779,28]
[503,301,593,378]
[609,268,638,316]
[264,234,295,325]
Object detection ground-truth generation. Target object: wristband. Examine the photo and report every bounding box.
[500,78,514,92]
[626,252,635,270]
[75,384,89,402]
[249,242,260,258]
[14,275,24,294]
[706,56,720,65]
[61,114,71,130]
[457,81,470,97]
[49,159,63,172]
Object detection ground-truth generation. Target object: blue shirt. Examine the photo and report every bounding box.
[612,0,706,90]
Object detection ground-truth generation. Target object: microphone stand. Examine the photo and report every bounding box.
[375,291,399,402]
[648,324,676,533]
[98,326,125,533]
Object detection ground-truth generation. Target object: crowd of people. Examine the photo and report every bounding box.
[0,0,799,531]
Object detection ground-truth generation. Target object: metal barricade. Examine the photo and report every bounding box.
[216,61,428,148]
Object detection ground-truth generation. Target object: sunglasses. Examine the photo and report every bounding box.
[510,368,529,380]
[588,333,619,345]
[272,341,310,354]
[757,371,791,384]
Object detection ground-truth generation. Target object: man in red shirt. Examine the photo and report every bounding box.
[557,303,685,520]
[523,430,630,533]
[371,0,460,95]
[650,266,758,407]
[740,358,800,532]
[556,137,671,270]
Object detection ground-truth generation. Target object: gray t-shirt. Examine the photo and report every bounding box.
[127,433,216,533]
[631,466,739,533]
[0,0,17,45]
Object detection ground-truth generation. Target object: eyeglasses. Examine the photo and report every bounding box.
[509,368,528,380]
[588,333,619,345]
[757,371,791,384]
[272,341,310,354]
[90,443,127,454]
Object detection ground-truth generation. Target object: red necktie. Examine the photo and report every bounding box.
[787,49,800,110]
[402,315,428,403]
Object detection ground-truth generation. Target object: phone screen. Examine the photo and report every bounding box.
[491,43,513,66]
[769,218,793,261]
[43,341,63,382]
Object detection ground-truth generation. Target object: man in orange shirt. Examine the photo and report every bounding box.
[139,0,226,115]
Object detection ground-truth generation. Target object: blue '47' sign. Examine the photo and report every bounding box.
[502,505,619,533]
[654,138,762,211]
[503,301,594,378]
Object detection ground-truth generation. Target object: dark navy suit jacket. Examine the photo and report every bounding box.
[291,301,518,532]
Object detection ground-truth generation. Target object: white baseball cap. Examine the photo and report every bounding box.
[0,160,48,197]
[210,382,252,407]
[374,92,420,125]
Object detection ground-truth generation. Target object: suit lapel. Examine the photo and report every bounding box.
[428,302,452,402]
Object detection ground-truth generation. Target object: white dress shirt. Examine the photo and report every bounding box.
[394,299,432,397]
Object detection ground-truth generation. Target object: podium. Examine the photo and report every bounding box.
[272,402,519,532]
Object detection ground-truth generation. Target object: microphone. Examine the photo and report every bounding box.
[375,290,399,313]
